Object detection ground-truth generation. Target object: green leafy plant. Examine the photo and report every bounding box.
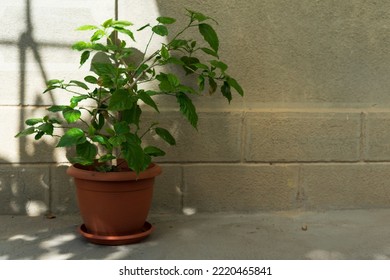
[15,9,243,174]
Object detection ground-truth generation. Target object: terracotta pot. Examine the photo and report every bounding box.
[67,162,161,239]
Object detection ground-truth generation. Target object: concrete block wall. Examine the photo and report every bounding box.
[2,0,390,216]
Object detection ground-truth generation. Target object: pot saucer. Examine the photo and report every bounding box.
[78,222,155,245]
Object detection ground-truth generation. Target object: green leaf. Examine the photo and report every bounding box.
[80,51,90,66]
[25,118,43,126]
[114,121,130,134]
[157,17,176,24]
[63,108,81,123]
[46,79,63,86]
[160,45,169,60]
[108,89,135,111]
[121,105,142,128]
[112,20,133,27]
[69,80,89,90]
[169,39,188,49]
[155,127,176,145]
[137,24,150,31]
[144,146,166,157]
[15,127,35,137]
[91,135,109,145]
[108,134,126,147]
[91,29,105,42]
[91,62,116,76]
[116,28,135,41]
[35,131,45,140]
[152,25,169,36]
[102,19,113,28]
[227,77,244,96]
[76,141,97,160]
[84,75,98,84]
[200,47,219,58]
[70,95,89,107]
[198,23,219,52]
[91,43,108,51]
[208,77,217,94]
[210,60,228,72]
[122,139,150,174]
[37,123,54,135]
[221,81,232,103]
[138,90,159,112]
[76,25,98,31]
[186,9,210,22]
[57,128,86,147]
[176,92,198,129]
[181,56,201,75]
[47,105,70,112]
[198,75,205,91]
[72,41,91,51]
[98,154,116,163]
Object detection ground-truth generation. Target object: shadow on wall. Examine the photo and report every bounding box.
[0,0,77,216]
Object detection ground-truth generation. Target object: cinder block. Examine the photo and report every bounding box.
[0,164,50,215]
[151,164,183,214]
[245,112,361,162]
[183,164,299,212]
[365,112,390,161]
[143,111,243,162]
[50,164,78,215]
[301,163,390,210]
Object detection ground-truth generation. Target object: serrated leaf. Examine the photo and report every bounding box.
[91,62,116,77]
[57,128,86,147]
[122,139,150,174]
[157,17,176,24]
[121,105,142,128]
[144,146,166,157]
[198,23,219,52]
[76,141,97,160]
[155,127,176,145]
[138,91,159,112]
[108,89,135,111]
[63,108,81,123]
[152,25,168,36]
[176,92,198,129]
[114,121,130,134]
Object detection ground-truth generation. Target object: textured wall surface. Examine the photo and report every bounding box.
[2,0,390,216]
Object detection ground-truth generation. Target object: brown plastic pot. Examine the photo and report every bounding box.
[67,162,161,242]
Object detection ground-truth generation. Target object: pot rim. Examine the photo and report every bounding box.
[66,162,162,181]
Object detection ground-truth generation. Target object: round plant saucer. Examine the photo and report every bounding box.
[78,222,154,245]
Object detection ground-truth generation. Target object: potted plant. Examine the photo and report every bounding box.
[15,9,243,245]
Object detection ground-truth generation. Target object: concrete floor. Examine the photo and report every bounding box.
[1,209,390,260]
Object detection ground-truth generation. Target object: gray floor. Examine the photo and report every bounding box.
[1,209,390,260]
